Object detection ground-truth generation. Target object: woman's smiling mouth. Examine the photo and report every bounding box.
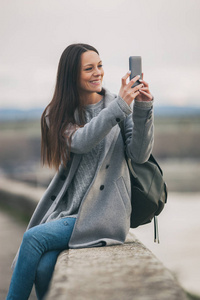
[89,80,101,85]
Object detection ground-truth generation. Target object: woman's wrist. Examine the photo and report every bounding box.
[134,98,154,109]
[117,96,133,115]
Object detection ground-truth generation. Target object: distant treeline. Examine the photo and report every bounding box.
[1,105,200,121]
[154,115,200,159]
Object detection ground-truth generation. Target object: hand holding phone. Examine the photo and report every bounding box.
[119,55,153,105]
[129,56,153,101]
[129,56,142,88]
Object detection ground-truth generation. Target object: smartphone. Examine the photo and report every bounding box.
[129,56,142,88]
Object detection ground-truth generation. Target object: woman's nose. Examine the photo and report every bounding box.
[93,67,101,76]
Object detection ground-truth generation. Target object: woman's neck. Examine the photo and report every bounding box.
[80,92,102,106]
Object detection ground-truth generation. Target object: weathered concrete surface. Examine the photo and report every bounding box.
[46,233,188,300]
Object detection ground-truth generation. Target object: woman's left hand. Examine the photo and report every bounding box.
[135,73,153,102]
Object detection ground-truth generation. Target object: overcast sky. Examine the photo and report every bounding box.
[0,0,200,109]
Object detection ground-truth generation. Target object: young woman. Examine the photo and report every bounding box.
[7,43,154,299]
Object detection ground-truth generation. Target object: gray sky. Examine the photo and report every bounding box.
[0,0,200,108]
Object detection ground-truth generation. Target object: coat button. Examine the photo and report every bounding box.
[51,195,56,201]
[100,185,104,190]
[60,174,66,180]
[116,118,120,123]
[106,165,109,169]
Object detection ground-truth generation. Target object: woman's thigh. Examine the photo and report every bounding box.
[24,217,76,252]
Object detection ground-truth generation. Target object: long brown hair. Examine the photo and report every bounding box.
[41,43,104,170]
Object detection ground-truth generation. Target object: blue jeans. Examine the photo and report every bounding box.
[6,217,76,300]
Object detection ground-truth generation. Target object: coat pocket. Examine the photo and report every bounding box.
[115,176,131,214]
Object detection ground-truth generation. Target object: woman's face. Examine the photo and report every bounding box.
[78,50,104,94]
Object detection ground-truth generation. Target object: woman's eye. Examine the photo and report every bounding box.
[85,67,92,71]
[84,64,103,71]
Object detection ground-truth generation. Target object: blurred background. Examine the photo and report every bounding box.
[0,0,200,299]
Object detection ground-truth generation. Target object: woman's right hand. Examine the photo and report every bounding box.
[118,72,144,106]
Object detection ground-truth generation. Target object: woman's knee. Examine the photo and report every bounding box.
[21,227,42,253]
[22,228,34,246]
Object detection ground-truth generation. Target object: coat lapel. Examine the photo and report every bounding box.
[98,90,120,164]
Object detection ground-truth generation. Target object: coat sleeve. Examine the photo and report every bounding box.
[124,100,154,164]
[64,96,132,154]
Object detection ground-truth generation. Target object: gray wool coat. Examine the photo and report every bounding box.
[17,89,154,254]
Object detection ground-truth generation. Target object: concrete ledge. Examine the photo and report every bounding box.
[46,232,188,300]
[0,177,44,218]
[0,178,188,300]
